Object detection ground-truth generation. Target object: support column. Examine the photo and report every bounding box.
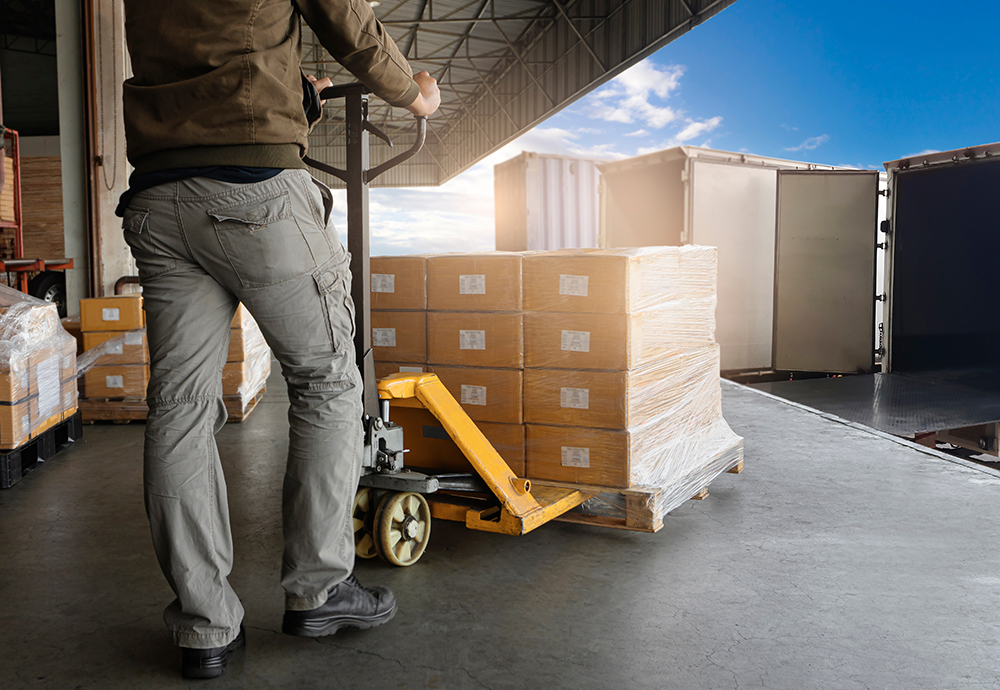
[55,0,90,305]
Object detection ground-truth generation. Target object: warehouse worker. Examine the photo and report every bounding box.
[118,0,440,680]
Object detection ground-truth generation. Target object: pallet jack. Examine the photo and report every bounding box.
[305,84,592,566]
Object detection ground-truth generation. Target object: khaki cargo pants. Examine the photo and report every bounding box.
[122,170,362,649]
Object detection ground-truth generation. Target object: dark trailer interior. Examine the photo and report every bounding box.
[756,143,1000,455]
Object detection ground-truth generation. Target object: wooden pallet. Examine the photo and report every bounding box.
[535,439,745,533]
[81,386,266,424]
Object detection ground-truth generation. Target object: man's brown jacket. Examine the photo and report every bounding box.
[123,0,419,175]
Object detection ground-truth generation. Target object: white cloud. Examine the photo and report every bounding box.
[588,62,684,129]
[624,129,649,137]
[785,134,830,151]
[674,117,723,142]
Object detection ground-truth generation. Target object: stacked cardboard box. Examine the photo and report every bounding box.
[371,253,527,476]
[521,247,741,501]
[79,295,149,400]
[0,286,78,450]
[223,304,271,419]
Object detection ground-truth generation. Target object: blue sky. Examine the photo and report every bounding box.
[341,0,1000,255]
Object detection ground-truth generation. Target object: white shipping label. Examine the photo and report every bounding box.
[125,332,143,346]
[371,274,395,293]
[560,387,590,410]
[560,330,591,353]
[372,328,397,348]
[459,330,486,350]
[102,307,121,322]
[459,274,487,295]
[398,366,424,373]
[36,356,60,418]
[559,274,589,297]
[106,375,124,389]
[561,446,591,468]
[460,384,487,406]
[107,341,124,355]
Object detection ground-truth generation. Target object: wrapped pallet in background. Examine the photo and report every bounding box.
[223,309,271,420]
[0,285,78,450]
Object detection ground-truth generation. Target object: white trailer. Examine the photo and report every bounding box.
[598,146,887,373]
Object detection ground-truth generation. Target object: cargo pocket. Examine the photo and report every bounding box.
[122,207,177,281]
[313,259,355,355]
[209,191,315,288]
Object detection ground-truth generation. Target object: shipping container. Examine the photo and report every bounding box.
[597,146,887,373]
[494,152,600,251]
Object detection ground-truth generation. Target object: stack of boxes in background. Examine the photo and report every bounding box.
[223,304,271,420]
[0,286,78,453]
[79,294,149,401]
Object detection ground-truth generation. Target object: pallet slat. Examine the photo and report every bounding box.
[80,386,266,424]
[1,412,83,489]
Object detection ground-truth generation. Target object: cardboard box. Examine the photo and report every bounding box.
[82,364,149,398]
[523,308,715,370]
[431,365,522,424]
[526,424,630,488]
[222,346,271,397]
[372,311,427,363]
[522,246,717,313]
[80,295,144,332]
[30,393,64,439]
[227,319,267,362]
[427,253,522,312]
[0,400,32,450]
[61,315,84,354]
[390,406,525,476]
[0,361,30,403]
[523,346,720,429]
[231,303,251,329]
[374,362,433,380]
[59,336,77,381]
[371,256,427,311]
[29,346,64,397]
[83,331,149,365]
[61,378,79,420]
[427,312,523,369]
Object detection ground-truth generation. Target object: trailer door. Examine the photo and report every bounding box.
[773,170,879,373]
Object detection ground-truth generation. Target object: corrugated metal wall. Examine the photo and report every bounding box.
[494,152,600,251]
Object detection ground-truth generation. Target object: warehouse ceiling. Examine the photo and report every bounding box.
[303,0,738,187]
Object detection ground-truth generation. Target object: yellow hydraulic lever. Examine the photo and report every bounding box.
[378,373,591,535]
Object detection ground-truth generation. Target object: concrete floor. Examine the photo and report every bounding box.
[3,371,1000,689]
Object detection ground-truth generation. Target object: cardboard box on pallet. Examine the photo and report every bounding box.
[374,362,432,380]
[523,307,715,371]
[390,406,525,476]
[522,246,717,313]
[230,303,252,329]
[431,365,522,425]
[372,311,427,363]
[426,253,522,312]
[228,316,266,363]
[371,256,427,311]
[0,401,32,450]
[81,364,149,398]
[427,312,523,369]
[61,378,79,421]
[82,331,149,365]
[523,345,721,429]
[80,295,144,332]
[221,345,271,398]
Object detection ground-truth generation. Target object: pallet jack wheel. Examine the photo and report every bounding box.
[373,491,431,567]
[352,487,379,559]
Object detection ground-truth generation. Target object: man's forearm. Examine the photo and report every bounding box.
[295,0,419,108]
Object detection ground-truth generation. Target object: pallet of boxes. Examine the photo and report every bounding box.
[371,247,743,532]
[0,286,82,488]
[77,298,270,423]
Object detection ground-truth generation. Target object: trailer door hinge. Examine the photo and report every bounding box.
[877,242,887,250]
[880,220,891,235]
[878,188,890,197]
[875,293,887,302]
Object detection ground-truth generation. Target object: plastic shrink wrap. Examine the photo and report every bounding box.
[522,246,743,526]
[223,313,271,414]
[0,286,78,450]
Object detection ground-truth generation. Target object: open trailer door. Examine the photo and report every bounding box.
[772,170,880,374]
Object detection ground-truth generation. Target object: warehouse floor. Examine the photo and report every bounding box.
[3,368,1000,689]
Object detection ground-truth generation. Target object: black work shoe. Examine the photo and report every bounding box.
[181,624,246,680]
[282,574,397,637]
